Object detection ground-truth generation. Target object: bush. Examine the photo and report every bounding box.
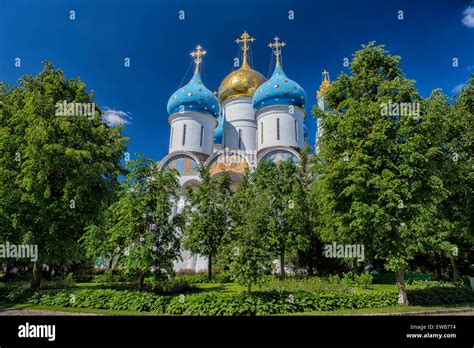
[1,280,472,315]
[262,277,355,294]
[328,272,373,288]
[92,271,135,283]
[0,284,396,315]
[406,281,474,306]
[372,272,432,284]
[26,288,170,313]
[149,279,196,295]
[174,272,232,284]
[0,285,35,303]
[174,274,208,284]
[165,291,398,315]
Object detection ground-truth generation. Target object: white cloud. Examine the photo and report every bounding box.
[101,107,132,127]
[451,83,466,94]
[462,6,474,28]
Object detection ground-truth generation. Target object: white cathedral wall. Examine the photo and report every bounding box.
[256,105,305,151]
[168,112,217,155]
[222,96,257,151]
[171,191,208,272]
[316,96,326,153]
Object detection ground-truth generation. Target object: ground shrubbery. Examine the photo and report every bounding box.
[97,278,196,295]
[1,279,472,315]
[261,276,355,294]
[1,278,472,315]
[0,285,396,315]
[165,291,399,315]
[406,281,474,306]
[174,272,232,284]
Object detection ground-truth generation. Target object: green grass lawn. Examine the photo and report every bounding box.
[194,282,247,293]
[0,302,164,316]
[285,302,474,316]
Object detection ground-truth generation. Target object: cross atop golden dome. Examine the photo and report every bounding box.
[268,36,286,67]
[235,31,255,67]
[190,45,207,73]
[317,70,331,99]
[218,31,266,104]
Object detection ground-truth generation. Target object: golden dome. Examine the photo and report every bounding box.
[218,31,266,103]
[218,62,267,103]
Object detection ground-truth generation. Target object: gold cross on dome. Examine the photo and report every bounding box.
[191,45,207,72]
[268,36,286,67]
[322,69,330,82]
[235,31,255,66]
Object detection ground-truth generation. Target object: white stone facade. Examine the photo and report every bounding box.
[222,97,258,151]
[168,112,217,155]
[256,105,305,152]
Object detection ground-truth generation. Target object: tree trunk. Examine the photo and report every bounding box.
[108,256,115,271]
[279,250,286,280]
[207,254,212,282]
[45,265,52,281]
[2,265,10,283]
[31,262,42,290]
[450,257,460,282]
[138,271,145,291]
[396,270,409,305]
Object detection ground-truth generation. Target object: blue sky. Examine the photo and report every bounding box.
[1,0,473,161]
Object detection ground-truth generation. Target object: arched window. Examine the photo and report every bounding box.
[261,122,264,144]
[277,118,280,140]
[238,129,242,149]
[200,126,204,147]
[182,124,186,146]
[170,127,174,148]
[295,120,298,142]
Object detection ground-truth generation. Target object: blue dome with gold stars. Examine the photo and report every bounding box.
[214,113,223,143]
[303,124,309,141]
[252,65,306,111]
[167,71,219,117]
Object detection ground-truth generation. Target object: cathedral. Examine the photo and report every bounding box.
[157,31,329,271]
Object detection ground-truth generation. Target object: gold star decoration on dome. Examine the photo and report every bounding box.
[268,36,286,67]
[191,45,207,73]
[235,31,255,67]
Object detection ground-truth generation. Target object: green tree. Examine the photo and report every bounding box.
[182,168,232,281]
[253,159,308,279]
[430,77,474,280]
[312,43,454,304]
[228,175,274,293]
[82,155,182,290]
[0,62,127,289]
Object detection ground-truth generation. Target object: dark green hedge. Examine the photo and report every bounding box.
[407,281,474,306]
